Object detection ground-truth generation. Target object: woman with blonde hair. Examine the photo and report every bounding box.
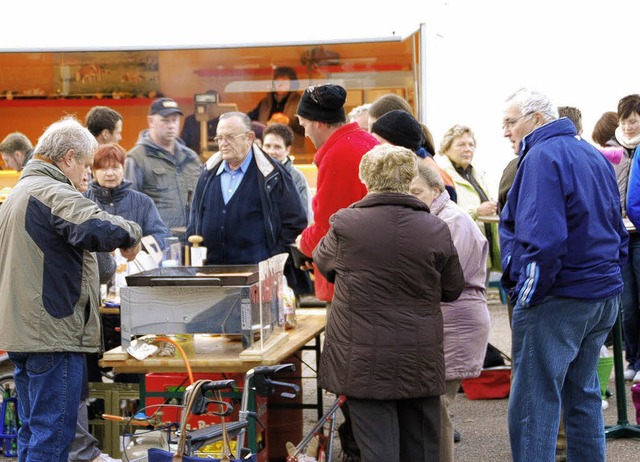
[314,144,464,461]
[436,124,500,271]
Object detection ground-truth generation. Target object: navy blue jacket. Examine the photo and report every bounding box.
[84,180,171,249]
[500,118,628,307]
[187,145,307,263]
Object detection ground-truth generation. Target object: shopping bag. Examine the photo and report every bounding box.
[461,366,511,400]
[597,356,614,398]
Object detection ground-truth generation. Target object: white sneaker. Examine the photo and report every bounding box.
[602,399,609,411]
[624,367,636,381]
[91,454,121,462]
[633,370,640,383]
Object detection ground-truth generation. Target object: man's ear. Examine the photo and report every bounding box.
[532,112,546,128]
[62,149,76,167]
[100,129,111,141]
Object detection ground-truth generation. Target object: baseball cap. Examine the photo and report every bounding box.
[149,97,183,117]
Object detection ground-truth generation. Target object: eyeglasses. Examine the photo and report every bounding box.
[213,132,249,144]
[502,111,534,130]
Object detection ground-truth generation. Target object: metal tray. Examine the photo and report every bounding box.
[125,265,259,287]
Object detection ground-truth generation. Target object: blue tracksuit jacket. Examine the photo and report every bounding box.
[500,118,628,307]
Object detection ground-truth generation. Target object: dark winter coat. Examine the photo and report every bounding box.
[313,192,464,400]
[84,180,171,249]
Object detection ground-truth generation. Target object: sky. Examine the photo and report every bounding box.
[424,0,640,194]
[5,0,640,193]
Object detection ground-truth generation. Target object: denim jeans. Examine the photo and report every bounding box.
[8,352,84,462]
[620,234,640,371]
[508,295,618,462]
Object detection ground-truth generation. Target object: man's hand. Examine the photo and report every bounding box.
[477,200,498,217]
[300,261,314,271]
[294,234,314,270]
[120,241,142,262]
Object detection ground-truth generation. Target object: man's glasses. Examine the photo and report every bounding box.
[503,111,534,130]
[213,132,249,144]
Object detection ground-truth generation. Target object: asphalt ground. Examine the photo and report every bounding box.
[297,292,640,462]
[3,292,640,461]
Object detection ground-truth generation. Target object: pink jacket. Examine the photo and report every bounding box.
[299,122,378,301]
[430,191,491,380]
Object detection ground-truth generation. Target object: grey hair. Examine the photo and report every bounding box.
[505,88,559,122]
[34,116,98,163]
[415,162,445,193]
[219,111,252,131]
[348,103,371,119]
[359,144,417,194]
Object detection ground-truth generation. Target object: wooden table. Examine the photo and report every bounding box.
[99,309,327,456]
[100,310,326,374]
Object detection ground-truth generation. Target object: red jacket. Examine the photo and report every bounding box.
[299,122,378,301]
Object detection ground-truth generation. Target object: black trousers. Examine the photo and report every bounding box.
[348,395,440,462]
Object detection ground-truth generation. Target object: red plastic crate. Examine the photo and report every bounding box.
[144,372,247,430]
[144,372,268,461]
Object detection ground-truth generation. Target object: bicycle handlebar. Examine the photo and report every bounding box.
[253,369,300,398]
[199,379,236,392]
[253,363,296,376]
[190,379,237,416]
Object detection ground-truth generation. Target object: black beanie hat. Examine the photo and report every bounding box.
[371,110,424,152]
[296,84,347,124]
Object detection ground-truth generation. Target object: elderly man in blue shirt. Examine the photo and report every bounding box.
[187,111,306,268]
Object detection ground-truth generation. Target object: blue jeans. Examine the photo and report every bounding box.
[8,352,84,462]
[621,234,640,371]
[508,295,618,462]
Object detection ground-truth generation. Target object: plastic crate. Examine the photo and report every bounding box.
[144,372,246,430]
[88,382,140,459]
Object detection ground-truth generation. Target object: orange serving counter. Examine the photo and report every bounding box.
[0,98,155,152]
[0,171,20,188]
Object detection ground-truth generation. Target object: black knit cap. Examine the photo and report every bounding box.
[296,84,347,123]
[371,110,424,152]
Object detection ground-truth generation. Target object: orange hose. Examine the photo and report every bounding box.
[155,336,195,384]
[101,414,151,426]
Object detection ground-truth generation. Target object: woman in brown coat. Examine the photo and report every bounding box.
[313,144,465,461]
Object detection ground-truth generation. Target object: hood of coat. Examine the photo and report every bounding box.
[20,158,73,187]
[353,191,431,213]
